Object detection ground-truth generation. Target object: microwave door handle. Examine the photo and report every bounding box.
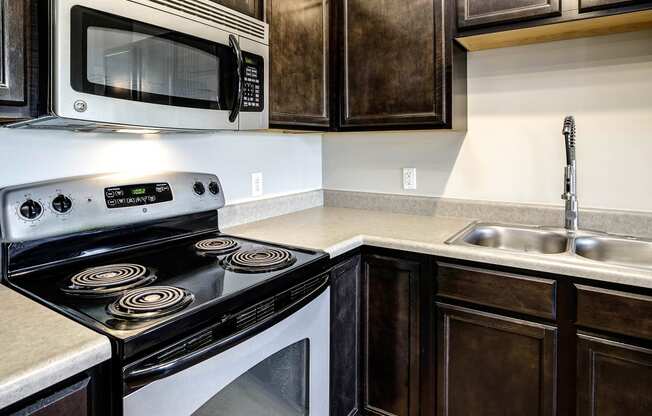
[228,34,243,123]
[123,276,329,392]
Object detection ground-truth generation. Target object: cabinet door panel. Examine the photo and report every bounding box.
[0,0,37,122]
[214,0,262,19]
[579,0,652,12]
[577,333,652,416]
[457,0,561,29]
[330,256,361,416]
[363,254,421,416]
[267,0,329,127]
[340,0,446,128]
[437,303,557,416]
[8,378,90,416]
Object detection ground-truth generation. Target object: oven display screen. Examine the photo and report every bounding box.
[104,183,173,209]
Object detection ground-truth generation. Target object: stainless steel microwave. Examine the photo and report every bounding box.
[10,0,269,132]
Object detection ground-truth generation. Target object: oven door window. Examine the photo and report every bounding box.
[70,6,235,110]
[192,339,309,415]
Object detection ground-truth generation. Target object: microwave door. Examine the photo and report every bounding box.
[57,2,241,130]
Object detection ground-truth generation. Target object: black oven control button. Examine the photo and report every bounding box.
[52,195,72,213]
[20,199,42,220]
[209,181,220,195]
[193,182,205,196]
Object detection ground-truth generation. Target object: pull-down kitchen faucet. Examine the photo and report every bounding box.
[561,116,579,232]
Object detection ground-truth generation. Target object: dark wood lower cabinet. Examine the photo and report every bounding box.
[330,255,361,416]
[361,253,424,416]
[577,333,652,416]
[2,363,111,416]
[436,303,558,416]
[329,251,652,416]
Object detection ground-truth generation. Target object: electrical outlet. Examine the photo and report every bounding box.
[403,168,417,190]
[251,172,263,197]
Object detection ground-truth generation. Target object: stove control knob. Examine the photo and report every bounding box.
[208,181,220,195]
[193,181,206,196]
[19,199,42,220]
[52,194,73,213]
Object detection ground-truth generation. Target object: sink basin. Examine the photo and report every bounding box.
[574,236,652,270]
[448,223,569,254]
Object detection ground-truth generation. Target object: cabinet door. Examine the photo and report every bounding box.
[457,0,561,29]
[436,303,557,416]
[0,0,32,122]
[338,0,450,129]
[330,256,361,416]
[577,333,652,416]
[362,254,422,416]
[214,0,263,19]
[267,0,329,128]
[579,0,652,12]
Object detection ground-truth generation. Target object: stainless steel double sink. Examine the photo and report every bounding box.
[446,222,652,271]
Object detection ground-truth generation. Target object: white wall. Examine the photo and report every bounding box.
[323,29,652,212]
[0,129,322,204]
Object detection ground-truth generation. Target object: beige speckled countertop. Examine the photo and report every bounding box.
[226,207,652,289]
[0,285,111,410]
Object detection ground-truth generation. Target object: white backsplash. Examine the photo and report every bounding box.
[323,29,652,213]
[0,129,323,205]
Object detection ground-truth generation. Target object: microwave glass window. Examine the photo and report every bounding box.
[192,339,309,415]
[71,6,236,110]
[86,27,220,103]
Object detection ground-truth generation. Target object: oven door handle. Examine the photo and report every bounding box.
[124,275,329,391]
[228,34,243,123]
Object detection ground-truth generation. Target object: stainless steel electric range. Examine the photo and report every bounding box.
[0,172,330,416]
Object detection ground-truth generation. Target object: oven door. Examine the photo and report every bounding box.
[123,288,330,416]
[53,0,267,130]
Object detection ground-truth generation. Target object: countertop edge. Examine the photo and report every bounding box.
[337,234,652,289]
[0,336,111,409]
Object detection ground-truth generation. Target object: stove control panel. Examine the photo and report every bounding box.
[0,172,225,242]
[105,183,173,209]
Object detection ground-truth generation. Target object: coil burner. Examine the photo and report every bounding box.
[222,247,297,273]
[61,264,155,298]
[195,238,241,256]
[107,286,194,320]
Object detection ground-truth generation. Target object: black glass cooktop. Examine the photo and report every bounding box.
[6,233,329,358]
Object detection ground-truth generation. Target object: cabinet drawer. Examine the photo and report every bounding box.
[576,285,652,340]
[437,262,556,319]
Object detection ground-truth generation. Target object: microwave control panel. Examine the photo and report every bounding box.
[242,53,264,112]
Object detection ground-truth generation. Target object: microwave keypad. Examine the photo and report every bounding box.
[242,63,263,111]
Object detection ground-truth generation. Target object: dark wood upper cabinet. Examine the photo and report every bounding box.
[267,0,330,128]
[456,0,652,50]
[0,0,40,123]
[362,253,423,416]
[457,0,561,29]
[214,0,264,20]
[577,333,652,416]
[436,303,558,416]
[579,0,652,12]
[335,0,466,130]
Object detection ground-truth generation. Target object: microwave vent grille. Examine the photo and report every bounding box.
[130,0,267,43]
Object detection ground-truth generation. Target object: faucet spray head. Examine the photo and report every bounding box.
[563,116,576,163]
